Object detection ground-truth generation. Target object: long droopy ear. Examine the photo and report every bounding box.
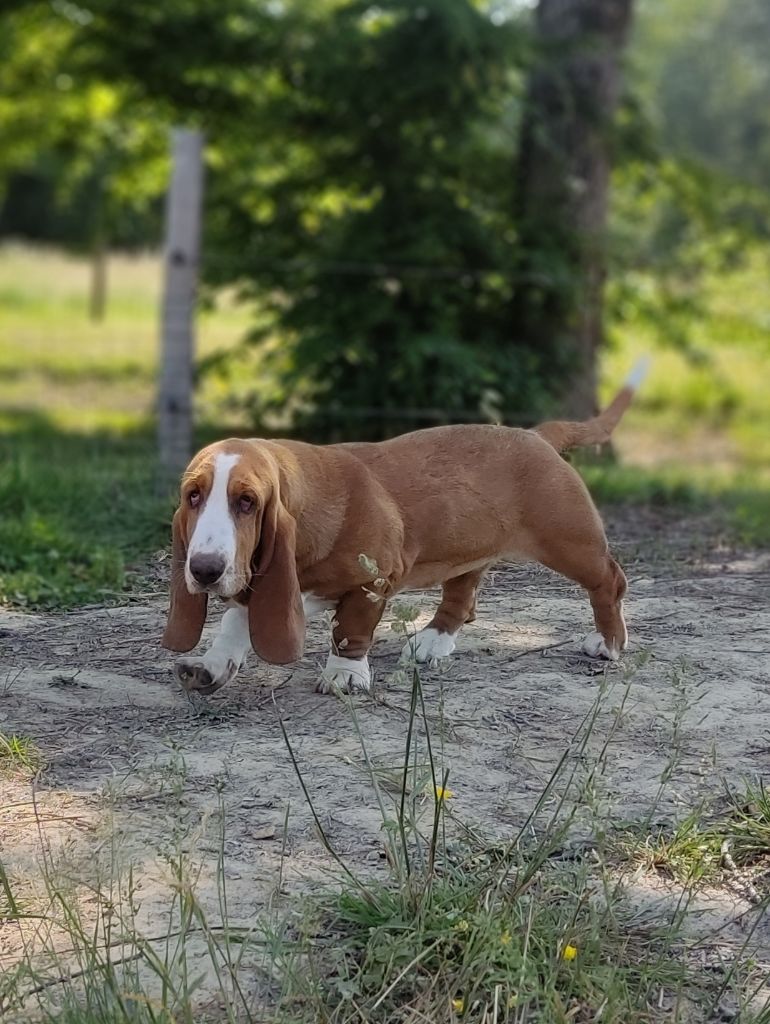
[248,497,305,664]
[161,508,208,652]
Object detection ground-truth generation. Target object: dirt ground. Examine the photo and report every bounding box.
[1,507,769,1016]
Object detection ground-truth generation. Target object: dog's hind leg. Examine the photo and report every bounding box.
[401,567,489,664]
[584,555,628,659]
[537,538,628,660]
[525,475,628,660]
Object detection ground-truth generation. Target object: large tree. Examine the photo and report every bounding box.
[35,0,538,438]
[514,0,634,419]
[203,0,531,440]
[3,0,645,434]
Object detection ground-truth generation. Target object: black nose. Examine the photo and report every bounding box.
[189,554,226,587]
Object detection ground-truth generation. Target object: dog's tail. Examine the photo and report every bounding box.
[533,357,650,454]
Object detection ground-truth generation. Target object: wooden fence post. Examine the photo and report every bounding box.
[157,127,204,484]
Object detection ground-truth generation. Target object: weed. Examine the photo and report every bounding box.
[617,779,770,889]
[0,732,43,775]
[0,789,267,1023]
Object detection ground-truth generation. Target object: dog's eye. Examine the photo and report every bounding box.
[238,495,255,514]
[188,490,201,509]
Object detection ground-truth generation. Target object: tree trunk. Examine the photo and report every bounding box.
[515,0,634,419]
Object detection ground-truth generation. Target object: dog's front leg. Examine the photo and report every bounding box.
[317,587,386,695]
[174,603,252,695]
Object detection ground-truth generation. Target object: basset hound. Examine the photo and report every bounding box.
[162,360,648,696]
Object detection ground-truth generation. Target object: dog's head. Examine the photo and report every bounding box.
[161,439,305,664]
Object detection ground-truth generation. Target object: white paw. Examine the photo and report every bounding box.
[317,655,372,695]
[401,627,456,665]
[174,654,239,694]
[581,632,619,662]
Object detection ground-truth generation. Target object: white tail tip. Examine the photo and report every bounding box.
[624,355,651,391]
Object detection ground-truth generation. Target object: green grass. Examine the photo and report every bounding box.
[580,461,770,546]
[615,780,770,885]
[0,244,254,608]
[0,732,43,775]
[598,245,770,542]
[302,863,683,1022]
[0,420,171,609]
[0,243,253,433]
[594,246,770,545]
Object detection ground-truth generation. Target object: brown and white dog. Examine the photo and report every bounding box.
[162,360,648,696]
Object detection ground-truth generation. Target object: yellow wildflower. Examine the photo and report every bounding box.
[452,997,464,1013]
[500,930,511,946]
[508,994,518,1008]
[454,919,469,933]
[562,943,578,961]
[435,785,454,801]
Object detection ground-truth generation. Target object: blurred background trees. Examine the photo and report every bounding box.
[2,0,769,608]
[0,2,168,316]
[1,0,768,437]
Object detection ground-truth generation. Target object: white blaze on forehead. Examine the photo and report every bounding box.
[188,452,241,562]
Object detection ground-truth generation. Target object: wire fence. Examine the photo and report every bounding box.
[0,245,531,432]
[1,132,543,467]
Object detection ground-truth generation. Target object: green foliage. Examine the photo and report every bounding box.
[201,0,544,438]
[66,0,770,437]
[2,0,769,443]
[609,155,770,352]
[616,779,770,884]
[634,0,770,193]
[0,3,167,249]
[2,0,559,436]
